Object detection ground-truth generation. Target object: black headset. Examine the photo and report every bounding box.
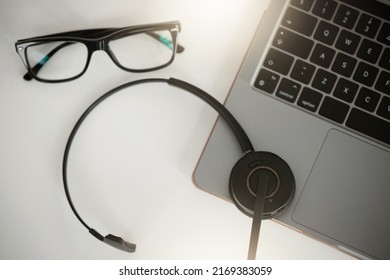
[62,77,295,259]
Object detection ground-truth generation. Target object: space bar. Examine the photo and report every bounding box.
[346,108,390,146]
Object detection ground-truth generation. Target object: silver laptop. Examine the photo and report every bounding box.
[194,0,390,259]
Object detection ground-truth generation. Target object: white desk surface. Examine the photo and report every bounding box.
[0,0,353,259]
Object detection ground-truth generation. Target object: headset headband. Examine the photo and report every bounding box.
[62,78,255,253]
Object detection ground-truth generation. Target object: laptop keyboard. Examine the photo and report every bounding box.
[254,0,390,146]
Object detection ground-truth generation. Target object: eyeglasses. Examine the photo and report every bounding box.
[15,21,184,83]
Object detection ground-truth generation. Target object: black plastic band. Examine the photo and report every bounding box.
[168,78,254,153]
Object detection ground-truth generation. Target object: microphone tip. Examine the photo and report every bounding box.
[104,234,136,253]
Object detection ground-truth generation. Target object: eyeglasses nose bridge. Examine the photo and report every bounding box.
[95,40,107,51]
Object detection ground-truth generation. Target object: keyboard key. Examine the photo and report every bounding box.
[297,87,322,112]
[346,108,390,145]
[314,21,340,45]
[333,78,359,103]
[379,48,390,71]
[355,13,381,38]
[377,22,390,46]
[310,43,336,68]
[290,0,314,11]
[263,48,294,75]
[353,61,379,87]
[312,0,338,20]
[254,68,280,94]
[332,52,357,77]
[357,39,383,64]
[312,68,337,93]
[290,59,316,84]
[319,96,350,123]
[275,78,301,103]
[334,4,359,29]
[335,30,361,54]
[355,87,381,112]
[282,7,318,36]
[273,28,314,59]
[375,71,390,96]
[377,96,390,121]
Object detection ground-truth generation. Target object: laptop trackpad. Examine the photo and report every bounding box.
[292,129,390,259]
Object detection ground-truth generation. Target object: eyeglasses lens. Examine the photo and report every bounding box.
[108,29,174,71]
[25,41,88,81]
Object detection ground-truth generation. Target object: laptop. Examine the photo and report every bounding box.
[194,0,390,259]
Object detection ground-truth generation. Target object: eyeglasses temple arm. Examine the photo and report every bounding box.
[146,31,185,53]
[23,42,74,81]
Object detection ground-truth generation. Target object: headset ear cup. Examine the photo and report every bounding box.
[229,151,295,218]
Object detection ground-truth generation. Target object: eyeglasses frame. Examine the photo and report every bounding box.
[15,21,183,83]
